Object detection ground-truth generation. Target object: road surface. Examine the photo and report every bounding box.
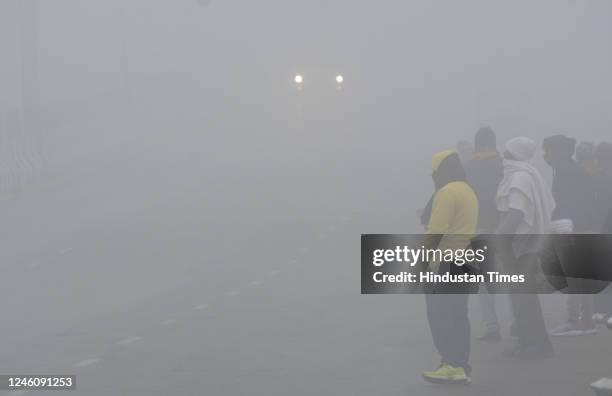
[1,126,610,396]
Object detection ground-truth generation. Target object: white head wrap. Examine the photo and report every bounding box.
[505,137,537,162]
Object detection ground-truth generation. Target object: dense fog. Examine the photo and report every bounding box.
[1,1,611,395]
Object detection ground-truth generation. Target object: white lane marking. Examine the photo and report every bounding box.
[224,290,240,297]
[193,303,210,311]
[161,319,175,326]
[288,259,298,266]
[319,233,329,239]
[27,260,41,269]
[59,247,73,255]
[268,270,280,277]
[328,225,337,231]
[300,246,312,254]
[248,280,264,287]
[117,336,142,346]
[73,358,99,368]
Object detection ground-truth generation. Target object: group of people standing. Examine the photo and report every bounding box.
[419,127,612,385]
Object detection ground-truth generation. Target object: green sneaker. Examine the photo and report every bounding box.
[422,364,471,385]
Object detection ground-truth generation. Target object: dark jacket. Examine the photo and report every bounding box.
[593,170,612,230]
[465,151,503,232]
[550,159,598,232]
[604,205,612,234]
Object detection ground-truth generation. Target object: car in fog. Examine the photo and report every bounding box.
[293,73,344,91]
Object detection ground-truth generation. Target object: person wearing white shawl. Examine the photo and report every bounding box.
[496,137,556,236]
[496,137,556,358]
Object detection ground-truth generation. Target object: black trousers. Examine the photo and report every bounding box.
[507,254,552,348]
[425,263,475,375]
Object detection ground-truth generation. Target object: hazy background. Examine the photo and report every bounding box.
[1,1,612,395]
[3,0,612,169]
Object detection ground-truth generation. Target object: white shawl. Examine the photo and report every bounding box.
[496,160,556,234]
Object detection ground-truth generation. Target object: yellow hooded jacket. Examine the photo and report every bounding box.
[427,151,478,244]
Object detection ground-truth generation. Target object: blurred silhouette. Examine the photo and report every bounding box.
[576,141,597,174]
[604,205,612,234]
[496,137,554,358]
[465,127,503,341]
[421,151,478,385]
[420,140,475,229]
[543,135,597,233]
[542,135,599,336]
[595,142,612,225]
[594,142,612,319]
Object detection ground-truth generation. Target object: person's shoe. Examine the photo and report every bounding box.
[549,322,584,337]
[502,343,554,358]
[593,312,610,325]
[476,329,501,342]
[422,364,471,385]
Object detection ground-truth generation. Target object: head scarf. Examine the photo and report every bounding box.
[505,137,537,162]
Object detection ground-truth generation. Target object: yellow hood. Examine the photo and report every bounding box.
[431,150,455,172]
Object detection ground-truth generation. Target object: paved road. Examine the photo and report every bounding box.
[1,130,610,396]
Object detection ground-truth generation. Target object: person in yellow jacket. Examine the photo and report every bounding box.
[420,150,479,385]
